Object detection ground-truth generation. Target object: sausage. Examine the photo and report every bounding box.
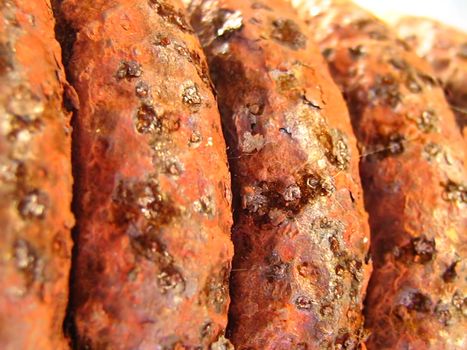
[0,1,74,349]
[58,0,233,348]
[394,16,467,137]
[186,1,372,348]
[293,1,467,349]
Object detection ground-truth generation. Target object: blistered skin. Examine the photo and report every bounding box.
[0,1,74,349]
[293,1,467,349]
[187,1,371,349]
[59,0,233,348]
[395,16,467,138]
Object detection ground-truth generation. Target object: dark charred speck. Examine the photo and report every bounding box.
[451,290,466,312]
[18,190,48,220]
[295,296,312,311]
[389,57,408,70]
[205,264,230,313]
[265,253,289,282]
[182,84,202,106]
[271,19,307,50]
[435,303,452,325]
[417,71,438,86]
[442,181,467,204]
[348,45,365,59]
[417,110,439,133]
[404,291,432,313]
[368,74,401,108]
[442,261,458,283]
[135,104,161,134]
[411,235,436,263]
[251,2,272,10]
[369,30,388,40]
[189,131,202,146]
[135,81,150,98]
[386,134,405,156]
[326,128,350,170]
[153,35,171,47]
[396,38,412,51]
[423,142,442,161]
[201,322,213,338]
[13,239,41,286]
[322,48,334,59]
[114,176,179,226]
[405,72,423,93]
[305,174,335,197]
[157,267,184,292]
[116,61,142,80]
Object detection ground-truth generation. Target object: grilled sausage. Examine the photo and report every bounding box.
[293,1,467,349]
[0,1,74,349]
[186,1,372,348]
[58,0,233,348]
[394,16,467,137]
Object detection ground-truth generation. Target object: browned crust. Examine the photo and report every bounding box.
[0,0,74,349]
[187,1,372,349]
[60,0,233,348]
[395,16,467,137]
[293,1,467,349]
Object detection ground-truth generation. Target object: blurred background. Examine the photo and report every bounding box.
[354,0,467,31]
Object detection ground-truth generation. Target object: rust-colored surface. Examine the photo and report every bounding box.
[0,0,74,349]
[395,16,467,138]
[59,0,233,348]
[294,1,467,349]
[187,1,372,348]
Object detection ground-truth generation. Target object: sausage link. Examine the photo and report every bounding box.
[395,16,467,138]
[293,1,467,349]
[59,0,233,348]
[0,1,74,349]
[187,1,372,348]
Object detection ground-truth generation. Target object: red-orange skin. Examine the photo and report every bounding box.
[395,16,467,138]
[60,0,233,348]
[188,1,371,349]
[0,0,74,349]
[294,1,467,349]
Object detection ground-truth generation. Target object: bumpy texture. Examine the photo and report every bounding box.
[187,1,372,349]
[293,1,467,349]
[394,16,467,138]
[0,1,74,349]
[59,0,233,348]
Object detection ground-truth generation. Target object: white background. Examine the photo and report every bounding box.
[354,0,467,31]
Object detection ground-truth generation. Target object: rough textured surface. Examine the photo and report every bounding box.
[59,0,233,348]
[187,1,372,349]
[293,1,467,349]
[394,16,467,138]
[0,1,74,349]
